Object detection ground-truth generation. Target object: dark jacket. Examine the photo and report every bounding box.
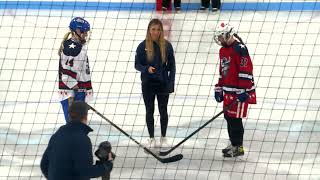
[40,121,113,180]
[135,40,176,93]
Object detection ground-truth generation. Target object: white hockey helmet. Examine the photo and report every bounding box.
[214,22,236,46]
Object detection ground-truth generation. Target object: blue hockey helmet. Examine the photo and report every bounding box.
[69,17,90,33]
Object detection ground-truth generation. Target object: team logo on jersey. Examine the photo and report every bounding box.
[240,57,248,67]
[239,44,246,49]
[69,43,76,49]
[221,57,230,76]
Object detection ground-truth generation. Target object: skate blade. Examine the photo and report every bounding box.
[222,154,245,161]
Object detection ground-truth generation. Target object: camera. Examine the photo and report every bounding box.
[95,141,116,162]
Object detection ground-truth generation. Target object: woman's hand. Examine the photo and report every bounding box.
[148,66,156,73]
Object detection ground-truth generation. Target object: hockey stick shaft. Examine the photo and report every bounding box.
[88,105,183,163]
[159,100,238,156]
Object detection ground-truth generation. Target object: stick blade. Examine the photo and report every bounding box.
[160,154,183,163]
[159,150,170,156]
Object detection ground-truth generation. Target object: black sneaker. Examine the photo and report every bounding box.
[162,7,167,11]
[175,7,181,12]
[223,146,244,157]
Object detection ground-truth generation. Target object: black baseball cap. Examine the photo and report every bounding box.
[69,101,90,120]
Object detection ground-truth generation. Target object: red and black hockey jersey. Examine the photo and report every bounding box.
[215,41,256,118]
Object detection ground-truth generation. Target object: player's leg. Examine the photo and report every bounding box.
[199,0,210,10]
[174,0,181,11]
[162,0,170,11]
[157,92,169,149]
[223,114,244,157]
[60,97,74,122]
[211,0,221,11]
[142,84,157,147]
[74,90,86,101]
[222,114,233,153]
[59,91,85,123]
[157,93,169,136]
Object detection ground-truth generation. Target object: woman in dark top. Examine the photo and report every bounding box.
[135,18,176,149]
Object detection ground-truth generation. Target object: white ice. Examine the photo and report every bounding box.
[0,3,319,180]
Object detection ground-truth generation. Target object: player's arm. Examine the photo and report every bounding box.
[134,42,149,73]
[234,43,255,102]
[215,50,223,87]
[214,50,223,102]
[167,42,176,93]
[234,44,254,91]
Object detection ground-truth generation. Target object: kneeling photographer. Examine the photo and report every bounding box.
[40,101,114,180]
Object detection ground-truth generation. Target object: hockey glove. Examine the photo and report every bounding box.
[214,86,223,103]
[237,92,249,102]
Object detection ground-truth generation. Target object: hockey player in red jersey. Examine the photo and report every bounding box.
[214,22,256,157]
[58,17,93,122]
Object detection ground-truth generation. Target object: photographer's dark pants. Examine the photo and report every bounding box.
[142,82,169,138]
[224,114,244,146]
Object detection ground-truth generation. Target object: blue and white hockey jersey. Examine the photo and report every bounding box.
[58,39,93,101]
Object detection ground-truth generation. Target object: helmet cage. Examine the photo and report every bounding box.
[214,22,235,46]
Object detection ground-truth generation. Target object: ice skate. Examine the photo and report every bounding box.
[222,143,233,154]
[223,145,244,158]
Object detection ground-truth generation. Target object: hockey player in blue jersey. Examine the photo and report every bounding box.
[58,17,93,122]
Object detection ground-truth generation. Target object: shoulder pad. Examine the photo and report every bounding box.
[233,42,249,56]
[62,39,82,57]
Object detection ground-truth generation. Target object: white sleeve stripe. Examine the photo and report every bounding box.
[240,103,245,118]
[236,102,240,118]
[222,86,256,93]
[238,73,253,80]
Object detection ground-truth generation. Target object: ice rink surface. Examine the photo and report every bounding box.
[0,1,320,179]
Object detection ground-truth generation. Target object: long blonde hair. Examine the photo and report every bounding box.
[58,32,72,55]
[146,19,166,64]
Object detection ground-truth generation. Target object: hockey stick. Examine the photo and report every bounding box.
[159,100,238,156]
[88,105,183,163]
